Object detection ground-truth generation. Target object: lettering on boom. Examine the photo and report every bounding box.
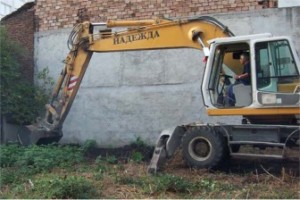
[113,31,160,45]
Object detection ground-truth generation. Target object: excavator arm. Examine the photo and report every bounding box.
[22,16,233,145]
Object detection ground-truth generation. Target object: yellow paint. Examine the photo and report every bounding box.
[277,82,300,93]
[224,53,242,74]
[89,19,230,52]
[207,107,300,116]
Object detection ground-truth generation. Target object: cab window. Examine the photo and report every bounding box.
[255,40,299,93]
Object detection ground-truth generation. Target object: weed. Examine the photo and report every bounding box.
[114,174,182,195]
[95,164,107,173]
[0,143,85,187]
[81,139,97,153]
[27,175,98,199]
[216,181,238,193]
[254,184,299,199]
[0,168,19,186]
[116,176,145,185]
[76,164,93,173]
[96,154,118,164]
[93,171,104,181]
[131,137,146,147]
[95,155,104,164]
[153,174,195,193]
[197,178,217,191]
[131,151,144,163]
[93,157,109,181]
[129,137,154,162]
[0,144,24,167]
[15,144,84,172]
[105,155,118,164]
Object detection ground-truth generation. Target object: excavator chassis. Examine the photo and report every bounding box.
[148,123,300,173]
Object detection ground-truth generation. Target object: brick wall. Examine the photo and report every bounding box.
[1,3,35,83]
[35,0,277,31]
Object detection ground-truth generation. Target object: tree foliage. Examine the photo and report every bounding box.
[0,26,53,125]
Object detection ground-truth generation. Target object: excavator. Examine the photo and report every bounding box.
[20,16,300,172]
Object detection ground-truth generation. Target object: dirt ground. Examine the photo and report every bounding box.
[88,144,300,176]
[85,144,300,198]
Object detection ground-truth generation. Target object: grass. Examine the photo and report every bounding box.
[0,142,299,199]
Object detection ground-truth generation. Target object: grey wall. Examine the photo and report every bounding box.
[34,7,300,147]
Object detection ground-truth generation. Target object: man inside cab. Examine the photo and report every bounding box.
[225,53,251,106]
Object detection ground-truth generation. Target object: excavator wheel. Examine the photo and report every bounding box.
[182,126,225,169]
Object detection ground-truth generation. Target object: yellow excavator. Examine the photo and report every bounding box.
[21,16,300,172]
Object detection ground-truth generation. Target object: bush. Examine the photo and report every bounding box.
[0,26,53,125]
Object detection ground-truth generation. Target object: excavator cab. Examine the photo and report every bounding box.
[202,34,300,121]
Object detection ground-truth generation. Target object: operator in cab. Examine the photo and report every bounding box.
[225,53,251,107]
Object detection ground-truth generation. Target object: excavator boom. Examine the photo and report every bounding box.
[21,16,234,145]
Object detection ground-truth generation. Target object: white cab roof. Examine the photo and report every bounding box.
[208,33,273,44]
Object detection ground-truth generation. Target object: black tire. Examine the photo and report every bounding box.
[182,126,225,169]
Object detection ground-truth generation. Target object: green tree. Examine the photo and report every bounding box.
[0,26,52,125]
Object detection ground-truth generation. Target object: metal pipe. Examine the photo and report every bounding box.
[197,37,205,48]
[196,36,210,56]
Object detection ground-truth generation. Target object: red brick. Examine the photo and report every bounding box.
[10,0,278,32]
[1,3,35,83]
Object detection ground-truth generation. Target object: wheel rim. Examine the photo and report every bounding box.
[188,136,212,161]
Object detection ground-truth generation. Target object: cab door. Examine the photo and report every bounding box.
[202,41,252,108]
[251,37,300,107]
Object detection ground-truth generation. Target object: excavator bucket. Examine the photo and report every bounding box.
[18,124,62,146]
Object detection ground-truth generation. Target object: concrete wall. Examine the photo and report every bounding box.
[34,8,300,147]
[278,0,300,8]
